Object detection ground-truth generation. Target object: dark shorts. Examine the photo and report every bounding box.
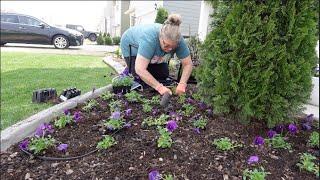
[124,56,169,81]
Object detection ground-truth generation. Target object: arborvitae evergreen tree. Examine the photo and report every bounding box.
[155,7,168,24]
[196,0,318,127]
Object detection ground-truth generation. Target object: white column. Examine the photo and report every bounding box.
[198,0,213,41]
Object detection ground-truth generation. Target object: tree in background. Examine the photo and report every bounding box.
[196,0,318,127]
[155,7,168,24]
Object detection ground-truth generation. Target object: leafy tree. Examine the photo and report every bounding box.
[155,7,168,24]
[196,0,318,127]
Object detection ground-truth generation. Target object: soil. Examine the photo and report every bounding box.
[1,86,318,179]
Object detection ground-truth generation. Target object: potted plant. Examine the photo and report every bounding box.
[112,75,134,94]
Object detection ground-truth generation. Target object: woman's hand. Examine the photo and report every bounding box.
[175,82,187,95]
[156,84,172,95]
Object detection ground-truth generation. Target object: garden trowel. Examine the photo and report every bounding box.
[160,92,172,108]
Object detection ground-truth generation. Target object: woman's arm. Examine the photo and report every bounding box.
[135,54,172,95]
[179,55,193,84]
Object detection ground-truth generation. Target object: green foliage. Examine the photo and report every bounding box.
[29,137,55,154]
[178,94,186,104]
[150,95,161,105]
[112,36,121,45]
[193,116,208,129]
[114,48,122,58]
[97,32,104,45]
[104,118,124,130]
[186,36,202,66]
[109,100,122,112]
[180,104,195,117]
[82,99,98,112]
[97,135,117,150]
[197,0,318,127]
[54,115,73,129]
[308,131,319,148]
[125,91,142,103]
[212,137,241,151]
[101,91,114,101]
[155,7,168,24]
[297,153,319,177]
[112,75,134,87]
[142,114,169,127]
[104,35,112,45]
[142,103,152,113]
[243,167,270,180]
[266,134,291,150]
[157,127,173,148]
[163,174,174,180]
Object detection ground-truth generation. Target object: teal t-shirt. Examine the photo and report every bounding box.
[120,23,190,64]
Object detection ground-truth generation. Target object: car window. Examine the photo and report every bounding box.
[18,16,41,26]
[1,14,19,23]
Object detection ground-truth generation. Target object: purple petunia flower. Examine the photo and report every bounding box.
[166,120,178,132]
[169,111,182,121]
[35,123,54,137]
[254,136,264,146]
[302,122,312,131]
[124,123,131,128]
[148,170,161,180]
[288,123,297,134]
[198,102,207,110]
[19,139,29,150]
[125,109,132,117]
[186,97,195,104]
[64,109,70,115]
[152,108,159,116]
[247,155,259,164]
[111,111,121,119]
[120,67,130,76]
[73,111,82,122]
[306,114,314,122]
[57,144,68,152]
[206,109,213,117]
[193,128,201,134]
[274,124,284,134]
[267,130,277,139]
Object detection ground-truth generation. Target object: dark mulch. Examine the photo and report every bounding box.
[1,86,318,179]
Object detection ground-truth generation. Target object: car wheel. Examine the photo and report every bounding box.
[53,35,69,49]
[88,34,97,42]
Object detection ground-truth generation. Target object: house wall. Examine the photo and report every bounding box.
[163,1,201,37]
[120,1,130,36]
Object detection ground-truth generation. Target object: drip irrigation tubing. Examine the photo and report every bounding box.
[20,118,136,161]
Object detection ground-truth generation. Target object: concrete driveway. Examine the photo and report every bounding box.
[0,42,118,57]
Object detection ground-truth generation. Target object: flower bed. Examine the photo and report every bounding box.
[1,86,319,179]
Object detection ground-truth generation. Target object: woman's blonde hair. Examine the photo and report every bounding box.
[160,14,182,43]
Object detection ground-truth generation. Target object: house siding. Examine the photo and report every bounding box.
[163,1,201,37]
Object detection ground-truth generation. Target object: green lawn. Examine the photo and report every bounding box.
[1,52,115,130]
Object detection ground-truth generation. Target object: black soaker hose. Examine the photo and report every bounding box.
[20,118,137,161]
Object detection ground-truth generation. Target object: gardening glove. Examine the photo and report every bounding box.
[175,82,187,95]
[156,84,172,95]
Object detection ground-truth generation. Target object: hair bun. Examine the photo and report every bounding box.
[166,14,182,26]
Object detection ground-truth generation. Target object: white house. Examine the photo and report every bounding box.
[124,0,213,40]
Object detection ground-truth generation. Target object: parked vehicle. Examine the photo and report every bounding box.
[0,13,84,49]
[66,24,97,42]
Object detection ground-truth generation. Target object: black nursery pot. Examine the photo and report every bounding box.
[112,86,131,94]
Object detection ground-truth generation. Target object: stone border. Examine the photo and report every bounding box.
[103,55,126,74]
[1,85,113,152]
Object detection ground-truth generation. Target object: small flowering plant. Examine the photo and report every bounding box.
[192,116,208,130]
[109,100,122,112]
[308,131,319,148]
[166,120,178,132]
[296,153,319,177]
[149,170,161,180]
[178,94,186,104]
[101,91,114,101]
[157,127,173,148]
[54,113,73,129]
[82,99,98,112]
[265,134,291,150]
[125,90,142,103]
[247,155,259,165]
[212,137,242,151]
[96,135,117,150]
[57,143,68,152]
[73,111,82,123]
[28,136,56,154]
[253,136,265,146]
[142,99,153,113]
[142,114,170,127]
[180,104,195,117]
[104,111,125,131]
[150,95,161,105]
[243,167,270,180]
